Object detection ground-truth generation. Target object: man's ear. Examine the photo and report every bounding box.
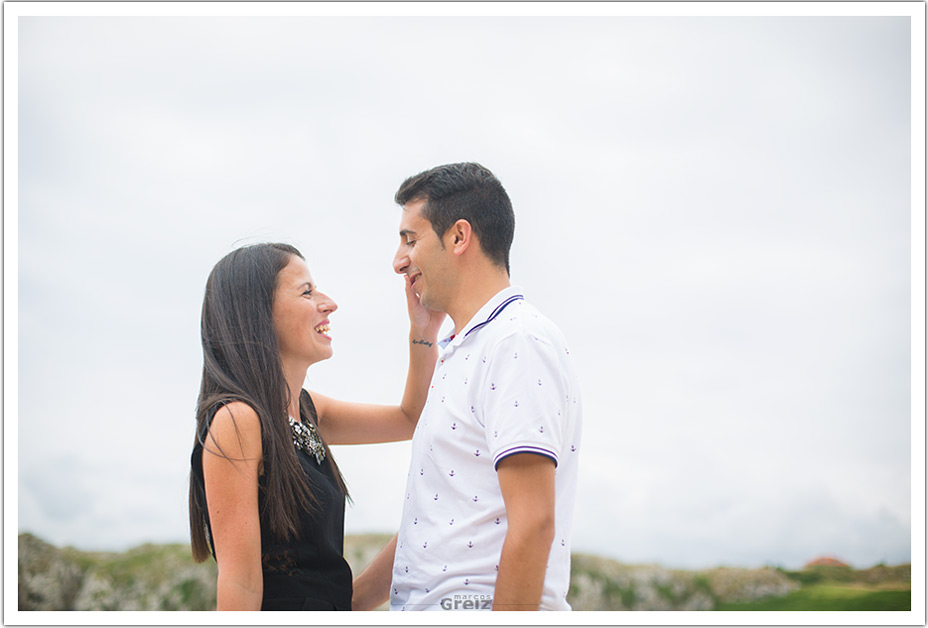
[447,219,473,256]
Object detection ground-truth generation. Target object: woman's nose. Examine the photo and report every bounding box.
[318,292,337,314]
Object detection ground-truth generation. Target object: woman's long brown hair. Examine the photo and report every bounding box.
[188,243,347,563]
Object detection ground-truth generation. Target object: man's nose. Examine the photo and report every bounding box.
[393,247,408,275]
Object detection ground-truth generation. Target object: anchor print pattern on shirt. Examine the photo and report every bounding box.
[390,290,582,612]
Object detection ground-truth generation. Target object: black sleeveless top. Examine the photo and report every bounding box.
[191,391,352,610]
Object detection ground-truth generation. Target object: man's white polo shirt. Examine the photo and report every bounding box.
[390,286,582,611]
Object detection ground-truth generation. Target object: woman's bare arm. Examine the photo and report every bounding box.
[313,276,444,445]
[202,402,264,610]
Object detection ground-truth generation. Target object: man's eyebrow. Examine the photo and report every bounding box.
[399,229,417,238]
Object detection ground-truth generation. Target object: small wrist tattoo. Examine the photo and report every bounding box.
[412,338,434,347]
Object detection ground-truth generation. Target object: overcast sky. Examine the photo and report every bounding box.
[11,5,919,570]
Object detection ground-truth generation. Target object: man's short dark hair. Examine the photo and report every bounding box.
[395,162,515,274]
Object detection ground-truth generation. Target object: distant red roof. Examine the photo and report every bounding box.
[805,556,850,568]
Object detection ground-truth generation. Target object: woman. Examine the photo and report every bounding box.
[188,243,443,610]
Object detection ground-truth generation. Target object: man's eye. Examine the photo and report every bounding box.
[303,289,313,297]
[406,239,416,246]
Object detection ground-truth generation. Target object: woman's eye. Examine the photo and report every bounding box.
[303,289,313,297]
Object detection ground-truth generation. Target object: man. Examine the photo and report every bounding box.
[352,163,582,611]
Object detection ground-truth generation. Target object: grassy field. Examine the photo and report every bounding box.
[718,584,911,611]
[19,533,912,611]
[717,564,911,611]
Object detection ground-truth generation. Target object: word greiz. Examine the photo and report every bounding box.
[440,594,493,610]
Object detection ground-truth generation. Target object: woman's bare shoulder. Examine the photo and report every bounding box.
[206,401,262,456]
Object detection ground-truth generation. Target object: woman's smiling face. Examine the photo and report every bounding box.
[272,255,338,369]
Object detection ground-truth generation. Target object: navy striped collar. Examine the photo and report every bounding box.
[439,287,525,350]
[464,294,524,338]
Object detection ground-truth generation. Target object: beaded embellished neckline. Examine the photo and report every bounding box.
[289,416,326,465]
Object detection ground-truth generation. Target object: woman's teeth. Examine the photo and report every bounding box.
[314,324,330,335]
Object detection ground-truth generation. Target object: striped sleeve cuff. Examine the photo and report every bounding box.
[493,445,559,470]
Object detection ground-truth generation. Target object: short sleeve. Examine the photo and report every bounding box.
[481,330,570,470]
